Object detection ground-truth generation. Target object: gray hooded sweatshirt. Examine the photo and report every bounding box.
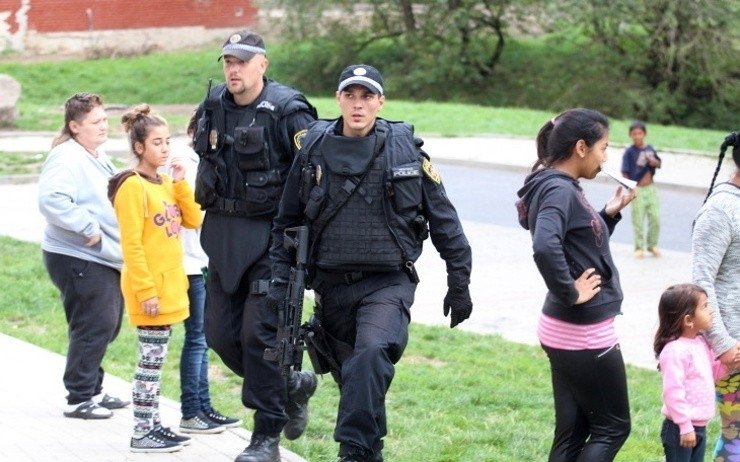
[692,181,740,357]
[38,138,122,269]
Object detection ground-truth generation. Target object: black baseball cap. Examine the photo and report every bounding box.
[219,30,266,62]
[337,64,384,95]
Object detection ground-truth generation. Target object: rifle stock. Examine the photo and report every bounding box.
[263,225,309,376]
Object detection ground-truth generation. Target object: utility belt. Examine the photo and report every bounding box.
[209,197,250,215]
[312,262,419,288]
[206,183,277,217]
[313,269,388,286]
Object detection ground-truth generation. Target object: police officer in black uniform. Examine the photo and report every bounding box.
[269,64,473,462]
[192,30,318,462]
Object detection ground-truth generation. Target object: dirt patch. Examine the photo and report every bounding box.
[402,355,447,368]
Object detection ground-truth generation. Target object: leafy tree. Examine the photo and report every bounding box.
[569,0,738,127]
[262,0,521,80]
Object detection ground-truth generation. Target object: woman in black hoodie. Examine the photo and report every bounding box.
[516,108,636,461]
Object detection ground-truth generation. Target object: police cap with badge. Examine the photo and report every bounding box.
[218,30,267,62]
[337,64,384,95]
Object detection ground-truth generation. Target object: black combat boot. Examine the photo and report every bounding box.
[338,447,377,462]
[338,455,367,462]
[283,370,318,440]
[234,433,280,462]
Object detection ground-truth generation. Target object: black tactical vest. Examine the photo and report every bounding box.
[193,80,316,219]
[300,119,429,272]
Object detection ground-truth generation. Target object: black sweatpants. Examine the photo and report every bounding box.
[542,344,631,462]
[43,251,123,405]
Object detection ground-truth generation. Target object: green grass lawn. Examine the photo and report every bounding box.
[0,236,718,461]
[0,47,730,155]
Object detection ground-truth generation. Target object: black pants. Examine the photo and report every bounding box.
[43,251,123,405]
[203,252,287,435]
[661,419,706,462]
[542,344,631,462]
[314,271,415,458]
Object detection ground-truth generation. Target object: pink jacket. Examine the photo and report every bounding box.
[659,336,728,434]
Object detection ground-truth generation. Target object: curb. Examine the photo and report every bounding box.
[432,157,711,194]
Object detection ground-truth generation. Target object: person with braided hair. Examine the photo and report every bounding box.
[691,132,740,460]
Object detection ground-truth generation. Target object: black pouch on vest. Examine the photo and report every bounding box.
[299,163,316,203]
[193,114,212,156]
[234,126,269,171]
[195,157,219,208]
[390,161,422,211]
[303,186,325,221]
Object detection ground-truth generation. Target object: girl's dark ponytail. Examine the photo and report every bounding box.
[533,119,556,171]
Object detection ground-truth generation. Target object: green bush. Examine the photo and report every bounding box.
[0,34,734,132]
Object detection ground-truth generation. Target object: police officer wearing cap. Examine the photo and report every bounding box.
[269,64,473,462]
[192,30,318,462]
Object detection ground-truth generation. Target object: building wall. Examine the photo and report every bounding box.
[0,0,260,55]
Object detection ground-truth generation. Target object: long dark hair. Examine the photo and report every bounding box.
[653,283,707,361]
[532,108,610,171]
[704,131,740,203]
[51,92,104,148]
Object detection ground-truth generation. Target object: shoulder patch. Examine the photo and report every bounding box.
[293,129,308,150]
[422,158,441,184]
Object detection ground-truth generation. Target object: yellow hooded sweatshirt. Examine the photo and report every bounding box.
[110,171,202,326]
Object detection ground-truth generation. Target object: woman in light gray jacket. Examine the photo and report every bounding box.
[38,93,129,419]
[692,132,740,459]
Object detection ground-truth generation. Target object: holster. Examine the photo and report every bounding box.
[303,314,353,384]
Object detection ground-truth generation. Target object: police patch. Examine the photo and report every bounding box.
[422,158,441,184]
[256,100,276,111]
[391,165,420,179]
[293,129,308,150]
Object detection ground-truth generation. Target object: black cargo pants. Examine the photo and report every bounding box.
[313,270,415,458]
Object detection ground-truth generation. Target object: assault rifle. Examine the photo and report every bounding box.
[263,225,309,376]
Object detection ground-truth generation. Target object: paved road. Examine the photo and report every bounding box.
[439,163,706,252]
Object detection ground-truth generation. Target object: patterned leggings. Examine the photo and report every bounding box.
[132,325,171,437]
[714,371,740,461]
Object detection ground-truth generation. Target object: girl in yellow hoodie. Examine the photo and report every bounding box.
[108,104,202,453]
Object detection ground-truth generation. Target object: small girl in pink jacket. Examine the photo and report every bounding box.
[654,283,728,461]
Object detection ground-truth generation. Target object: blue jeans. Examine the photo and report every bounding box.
[661,418,706,462]
[180,274,211,418]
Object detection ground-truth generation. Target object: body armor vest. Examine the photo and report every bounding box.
[193,80,316,219]
[300,119,429,272]
[315,146,402,271]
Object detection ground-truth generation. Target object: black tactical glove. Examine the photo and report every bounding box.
[443,286,472,328]
[266,278,288,312]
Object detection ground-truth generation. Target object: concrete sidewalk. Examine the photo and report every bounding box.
[0,333,306,462]
[0,132,734,461]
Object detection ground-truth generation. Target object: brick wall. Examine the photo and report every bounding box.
[3,0,257,32]
[0,0,260,54]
